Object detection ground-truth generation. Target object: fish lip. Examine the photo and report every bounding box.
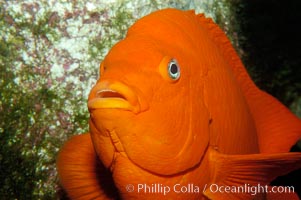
[88,81,140,113]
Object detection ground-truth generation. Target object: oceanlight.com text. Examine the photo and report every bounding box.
[206,183,294,196]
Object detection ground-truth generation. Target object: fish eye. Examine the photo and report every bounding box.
[168,59,180,80]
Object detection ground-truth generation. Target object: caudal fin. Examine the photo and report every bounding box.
[246,90,301,153]
[56,134,119,199]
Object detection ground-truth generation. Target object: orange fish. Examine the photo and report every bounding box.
[57,8,301,199]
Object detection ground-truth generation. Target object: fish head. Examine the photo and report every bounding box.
[88,9,211,176]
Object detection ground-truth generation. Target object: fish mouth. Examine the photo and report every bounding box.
[88,81,140,113]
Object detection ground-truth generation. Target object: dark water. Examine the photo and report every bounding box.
[226,0,301,197]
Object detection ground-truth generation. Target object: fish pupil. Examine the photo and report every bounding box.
[170,63,178,74]
[168,59,180,80]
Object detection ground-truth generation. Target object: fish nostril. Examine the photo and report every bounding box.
[96,90,127,100]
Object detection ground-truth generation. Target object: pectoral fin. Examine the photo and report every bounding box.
[56,133,119,200]
[204,147,301,199]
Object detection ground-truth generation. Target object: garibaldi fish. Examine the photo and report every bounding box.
[57,8,301,200]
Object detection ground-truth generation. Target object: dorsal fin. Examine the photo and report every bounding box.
[195,12,257,91]
[194,12,301,153]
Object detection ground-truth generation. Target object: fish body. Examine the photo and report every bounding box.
[57,9,301,199]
